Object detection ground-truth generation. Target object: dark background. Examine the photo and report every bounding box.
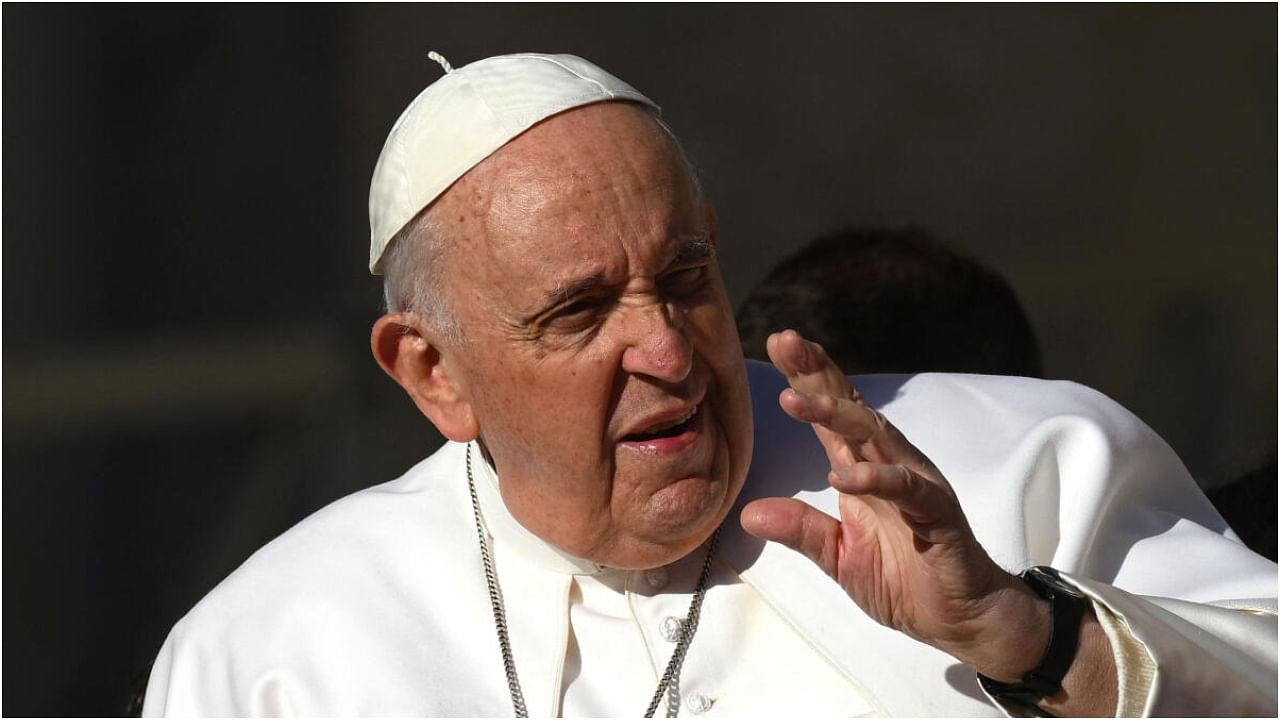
[3,5,1275,716]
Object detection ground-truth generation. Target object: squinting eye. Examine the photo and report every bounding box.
[662,266,708,295]
[548,298,604,330]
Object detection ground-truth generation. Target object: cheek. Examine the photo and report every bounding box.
[685,292,744,364]
[474,350,614,462]
[687,272,739,339]
[688,298,754,458]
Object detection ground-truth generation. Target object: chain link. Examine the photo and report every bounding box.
[467,445,529,717]
[645,524,720,717]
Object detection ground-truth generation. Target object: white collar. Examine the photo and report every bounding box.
[469,442,605,576]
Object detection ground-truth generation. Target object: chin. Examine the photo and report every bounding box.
[621,480,732,569]
[614,538,714,571]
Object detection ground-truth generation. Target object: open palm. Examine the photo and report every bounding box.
[741,330,1033,668]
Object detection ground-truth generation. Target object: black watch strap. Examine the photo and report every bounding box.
[977,566,1088,709]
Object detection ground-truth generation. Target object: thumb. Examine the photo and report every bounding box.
[741,498,841,577]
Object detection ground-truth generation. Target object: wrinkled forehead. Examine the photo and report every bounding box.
[441,103,704,267]
[419,105,708,324]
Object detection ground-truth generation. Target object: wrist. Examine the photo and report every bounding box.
[974,566,1095,711]
[949,570,1052,682]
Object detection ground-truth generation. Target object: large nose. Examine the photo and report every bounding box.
[619,299,693,384]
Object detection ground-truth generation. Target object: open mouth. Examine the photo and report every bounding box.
[623,405,700,442]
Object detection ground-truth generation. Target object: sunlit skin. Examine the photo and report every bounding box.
[744,329,1116,715]
[377,103,753,569]
[371,102,1116,715]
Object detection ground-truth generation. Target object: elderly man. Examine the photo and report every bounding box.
[143,53,1276,717]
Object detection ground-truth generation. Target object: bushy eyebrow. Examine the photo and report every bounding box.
[547,274,607,308]
[520,273,607,326]
[671,233,714,265]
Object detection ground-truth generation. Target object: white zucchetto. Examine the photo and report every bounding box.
[367,52,659,274]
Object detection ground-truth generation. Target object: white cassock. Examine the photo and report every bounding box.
[142,362,1277,717]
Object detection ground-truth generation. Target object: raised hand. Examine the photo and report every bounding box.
[739,329,1050,682]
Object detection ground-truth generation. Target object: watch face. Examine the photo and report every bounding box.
[1026,566,1087,600]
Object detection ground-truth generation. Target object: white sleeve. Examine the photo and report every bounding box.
[1041,384,1276,717]
[982,378,1276,717]
[874,372,1278,717]
[1070,576,1276,717]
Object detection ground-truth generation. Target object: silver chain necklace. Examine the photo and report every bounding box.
[466,443,721,718]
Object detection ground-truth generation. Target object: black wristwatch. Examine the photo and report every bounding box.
[976,566,1088,710]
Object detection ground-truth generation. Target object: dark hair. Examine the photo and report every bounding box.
[736,227,1043,377]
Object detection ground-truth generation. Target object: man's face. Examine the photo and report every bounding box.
[434,103,752,569]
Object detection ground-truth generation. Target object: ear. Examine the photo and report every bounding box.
[371,313,479,442]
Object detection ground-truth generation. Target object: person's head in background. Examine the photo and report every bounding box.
[736,226,1043,378]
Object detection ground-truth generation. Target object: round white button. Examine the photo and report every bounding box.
[659,615,684,642]
[686,693,713,714]
[644,567,669,589]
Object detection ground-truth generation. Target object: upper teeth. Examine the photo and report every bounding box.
[648,406,697,434]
